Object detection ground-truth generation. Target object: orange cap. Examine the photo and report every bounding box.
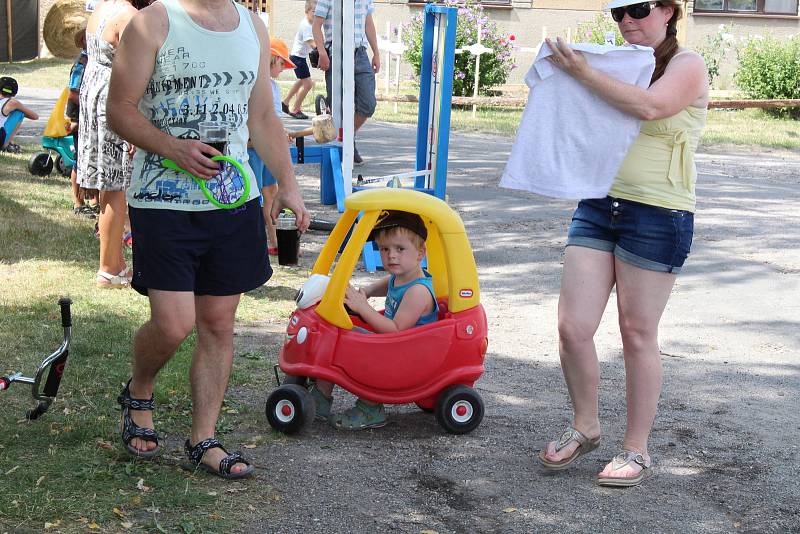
[270,38,297,70]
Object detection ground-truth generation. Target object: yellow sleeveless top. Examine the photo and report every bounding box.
[609,105,707,212]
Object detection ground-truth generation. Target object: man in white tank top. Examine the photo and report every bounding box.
[107,0,310,479]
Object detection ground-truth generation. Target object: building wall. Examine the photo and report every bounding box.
[267,0,799,87]
[36,0,800,87]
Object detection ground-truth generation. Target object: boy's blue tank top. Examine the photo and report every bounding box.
[384,271,438,326]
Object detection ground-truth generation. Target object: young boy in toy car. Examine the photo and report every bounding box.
[311,210,438,430]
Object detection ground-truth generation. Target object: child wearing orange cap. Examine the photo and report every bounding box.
[248,37,296,256]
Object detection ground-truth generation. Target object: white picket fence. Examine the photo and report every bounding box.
[376,22,581,112]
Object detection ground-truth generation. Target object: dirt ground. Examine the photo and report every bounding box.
[16,94,800,533]
[230,124,800,533]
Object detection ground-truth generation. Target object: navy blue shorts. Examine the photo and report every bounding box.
[567,196,694,274]
[290,55,311,79]
[129,199,271,296]
[325,46,376,118]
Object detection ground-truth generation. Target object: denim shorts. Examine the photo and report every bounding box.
[324,46,376,118]
[129,198,271,296]
[567,196,694,274]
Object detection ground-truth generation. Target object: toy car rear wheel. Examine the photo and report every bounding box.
[28,153,53,176]
[55,155,72,177]
[435,385,484,435]
[265,384,316,434]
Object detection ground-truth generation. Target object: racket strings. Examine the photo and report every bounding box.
[208,161,246,205]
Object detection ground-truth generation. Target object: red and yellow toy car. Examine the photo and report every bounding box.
[265,189,488,434]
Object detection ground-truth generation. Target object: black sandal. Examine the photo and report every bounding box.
[117,379,160,459]
[183,438,254,479]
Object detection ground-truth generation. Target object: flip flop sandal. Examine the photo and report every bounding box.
[117,379,160,459]
[538,426,601,470]
[330,399,386,430]
[596,450,652,487]
[97,270,129,289]
[183,438,254,480]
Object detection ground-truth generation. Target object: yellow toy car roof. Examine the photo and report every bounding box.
[312,188,481,329]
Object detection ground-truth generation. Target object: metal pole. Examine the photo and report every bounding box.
[471,21,481,119]
[6,0,13,63]
[394,24,402,114]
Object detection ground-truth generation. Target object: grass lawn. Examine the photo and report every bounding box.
[7,58,800,149]
[0,144,307,532]
[371,101,800,150]
[2,58,75,90]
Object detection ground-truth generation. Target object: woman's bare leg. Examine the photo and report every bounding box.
[597,258,675,478]
[542,246,615,462]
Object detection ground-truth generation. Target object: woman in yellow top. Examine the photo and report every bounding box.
[537,0,709,487]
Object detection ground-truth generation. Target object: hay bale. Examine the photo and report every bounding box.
[43,0,87,59]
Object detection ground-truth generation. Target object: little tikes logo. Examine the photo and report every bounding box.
[459,288,474,298]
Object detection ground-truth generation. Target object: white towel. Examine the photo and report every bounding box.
[500,43,655,200]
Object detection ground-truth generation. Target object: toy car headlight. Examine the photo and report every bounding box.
[295,274,330,309]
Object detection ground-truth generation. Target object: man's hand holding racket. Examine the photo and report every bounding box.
[165,137,222,180]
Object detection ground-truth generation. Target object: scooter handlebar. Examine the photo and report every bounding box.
[58,298,72,328]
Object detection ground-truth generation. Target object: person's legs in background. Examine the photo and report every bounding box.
[285,55,314,119]
[352,47,377,166]
[262,182,279,254]
[97,189,129,287]
[248,147,278,255]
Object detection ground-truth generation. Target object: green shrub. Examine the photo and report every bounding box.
[697,24,736,87]
[734,35,800,118]
[575,13,624,46]
[401,0,516,97]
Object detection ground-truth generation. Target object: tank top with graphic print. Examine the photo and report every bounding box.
[384,271,439,327]
[128,0,261,211]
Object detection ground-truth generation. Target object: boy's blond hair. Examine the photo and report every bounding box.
[304,0,316,12]
[375,226,425,250]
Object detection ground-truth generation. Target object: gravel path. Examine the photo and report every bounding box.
[18,90,800,533]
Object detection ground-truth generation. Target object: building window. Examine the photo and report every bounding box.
[408,0,512,5]
[694,0,798,15]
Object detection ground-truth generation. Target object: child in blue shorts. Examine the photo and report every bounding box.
[247,37,296,255]
[0,77,39,153]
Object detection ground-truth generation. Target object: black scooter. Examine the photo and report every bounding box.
[0,298,72,420]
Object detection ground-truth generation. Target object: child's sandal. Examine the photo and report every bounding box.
[117,379,160,458]
[330,399,386,431]
[183,438,254,479]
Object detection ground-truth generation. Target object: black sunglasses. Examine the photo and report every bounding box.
[611,2,661,22]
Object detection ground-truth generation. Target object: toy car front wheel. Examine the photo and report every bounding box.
[265,384,316,434]
[28,153,53,176]
[435,385,484,435]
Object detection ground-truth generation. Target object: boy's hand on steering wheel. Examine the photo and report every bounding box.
[344,285,369,316]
